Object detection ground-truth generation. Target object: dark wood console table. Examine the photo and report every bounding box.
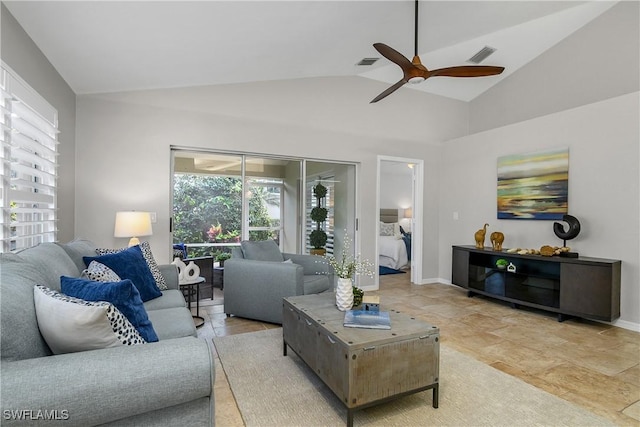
[452,245,621,322]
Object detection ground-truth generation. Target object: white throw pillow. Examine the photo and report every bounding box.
[33,285,146,354]
[393,222,402,238]
[81,260,121,282]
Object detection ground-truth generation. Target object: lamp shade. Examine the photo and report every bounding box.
[404,208,413,219]
[114,211,152,246]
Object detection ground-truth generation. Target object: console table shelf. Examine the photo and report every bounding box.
[452,245,621,322]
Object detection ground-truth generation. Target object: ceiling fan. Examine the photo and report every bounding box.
[370,0,505,103]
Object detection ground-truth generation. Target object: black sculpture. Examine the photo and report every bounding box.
[553,214,581,257]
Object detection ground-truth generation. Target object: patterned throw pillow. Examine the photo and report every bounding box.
[33,285,146,354]
[97,241,168,290]
[82,260,121,282]
[380,222,395,236]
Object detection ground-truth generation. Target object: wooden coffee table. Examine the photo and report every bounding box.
[283,293,440,427]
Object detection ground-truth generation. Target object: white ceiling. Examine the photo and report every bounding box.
[4,1,616,101]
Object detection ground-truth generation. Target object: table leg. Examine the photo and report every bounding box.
[195,282,200,317]
[347,409,354,427]
[432,383,439,408]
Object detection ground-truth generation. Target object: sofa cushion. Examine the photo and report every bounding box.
[82,260,122,282]
[303,274,331,295]
[143,289,187,311]
[0,253,52,361]
[84,245,162,302]
[240,240,284,262]
[97,241,168,290]
[17,243,81,290]
[34,285,146,354]
[147,307,197,339]
[57,238,99,273]
[61,276,159,343]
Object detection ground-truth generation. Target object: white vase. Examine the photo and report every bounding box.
[335,277,354,311]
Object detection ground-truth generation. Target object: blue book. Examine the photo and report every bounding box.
[343,310,391,330]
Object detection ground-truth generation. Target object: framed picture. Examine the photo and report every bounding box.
[497,148,569,220]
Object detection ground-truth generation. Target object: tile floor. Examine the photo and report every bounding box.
[196,272,640,426]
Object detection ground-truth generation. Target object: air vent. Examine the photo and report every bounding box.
[466,46,496,64]
[357,57,379,66]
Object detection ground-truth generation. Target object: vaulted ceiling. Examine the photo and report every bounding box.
[4,1,616,101]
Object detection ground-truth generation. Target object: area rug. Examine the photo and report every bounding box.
[379,266,406,275]
[213,329,614,427]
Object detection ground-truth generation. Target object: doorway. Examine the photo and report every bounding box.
[377,156,423,285]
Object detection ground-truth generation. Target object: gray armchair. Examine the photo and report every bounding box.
[224,240,333,324]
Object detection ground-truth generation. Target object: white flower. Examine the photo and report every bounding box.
[324,232,375,279]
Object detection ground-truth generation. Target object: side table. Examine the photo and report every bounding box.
[179,277,205,328]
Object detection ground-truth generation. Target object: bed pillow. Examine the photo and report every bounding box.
[84,245,162,302]
[380,222,395,237]
[97,241,168,290]
[61,276,159,343]
[34,285,146,354]
[393,222,402,238]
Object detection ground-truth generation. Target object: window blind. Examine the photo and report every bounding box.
[1,65,58,252]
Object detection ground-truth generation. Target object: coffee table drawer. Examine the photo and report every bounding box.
[283,304,319,370]
[316,329,349,402]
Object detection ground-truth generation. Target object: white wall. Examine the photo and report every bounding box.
[439,92,640,328]
[75,80,468,289]
[470,1,639,133]
[380,166,413,210]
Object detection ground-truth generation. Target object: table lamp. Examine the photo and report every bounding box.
[114,211,152,247]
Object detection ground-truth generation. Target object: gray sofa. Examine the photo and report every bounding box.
[224,240,333,324]
[0,239,215,426]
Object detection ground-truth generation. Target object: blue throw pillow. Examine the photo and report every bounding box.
[60,276,159,343]
[83,245,161,302]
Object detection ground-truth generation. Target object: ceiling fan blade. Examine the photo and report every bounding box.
[373,43,414,75]
[370,79,407,104]
[429,65,505,78]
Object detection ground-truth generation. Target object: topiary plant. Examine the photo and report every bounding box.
[310,229,328,249]
[313,183,327,199]
[310,207,328,223]
[310,183,328,253]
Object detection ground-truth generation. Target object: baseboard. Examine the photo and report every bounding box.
[415,278,451,285]
[611,318,640,332]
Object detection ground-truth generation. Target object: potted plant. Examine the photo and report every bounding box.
[310,183,328,255]
[496,258,508,270]
[216,252,231,267]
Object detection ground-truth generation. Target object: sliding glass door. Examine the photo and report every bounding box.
[171,149,355,260]
[305,161,356,259]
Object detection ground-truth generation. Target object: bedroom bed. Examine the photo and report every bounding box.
[379,209,411,270]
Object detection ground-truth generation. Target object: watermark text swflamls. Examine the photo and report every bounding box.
[3,409,69,421]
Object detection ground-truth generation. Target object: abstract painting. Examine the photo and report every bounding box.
[497,148,569,220]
